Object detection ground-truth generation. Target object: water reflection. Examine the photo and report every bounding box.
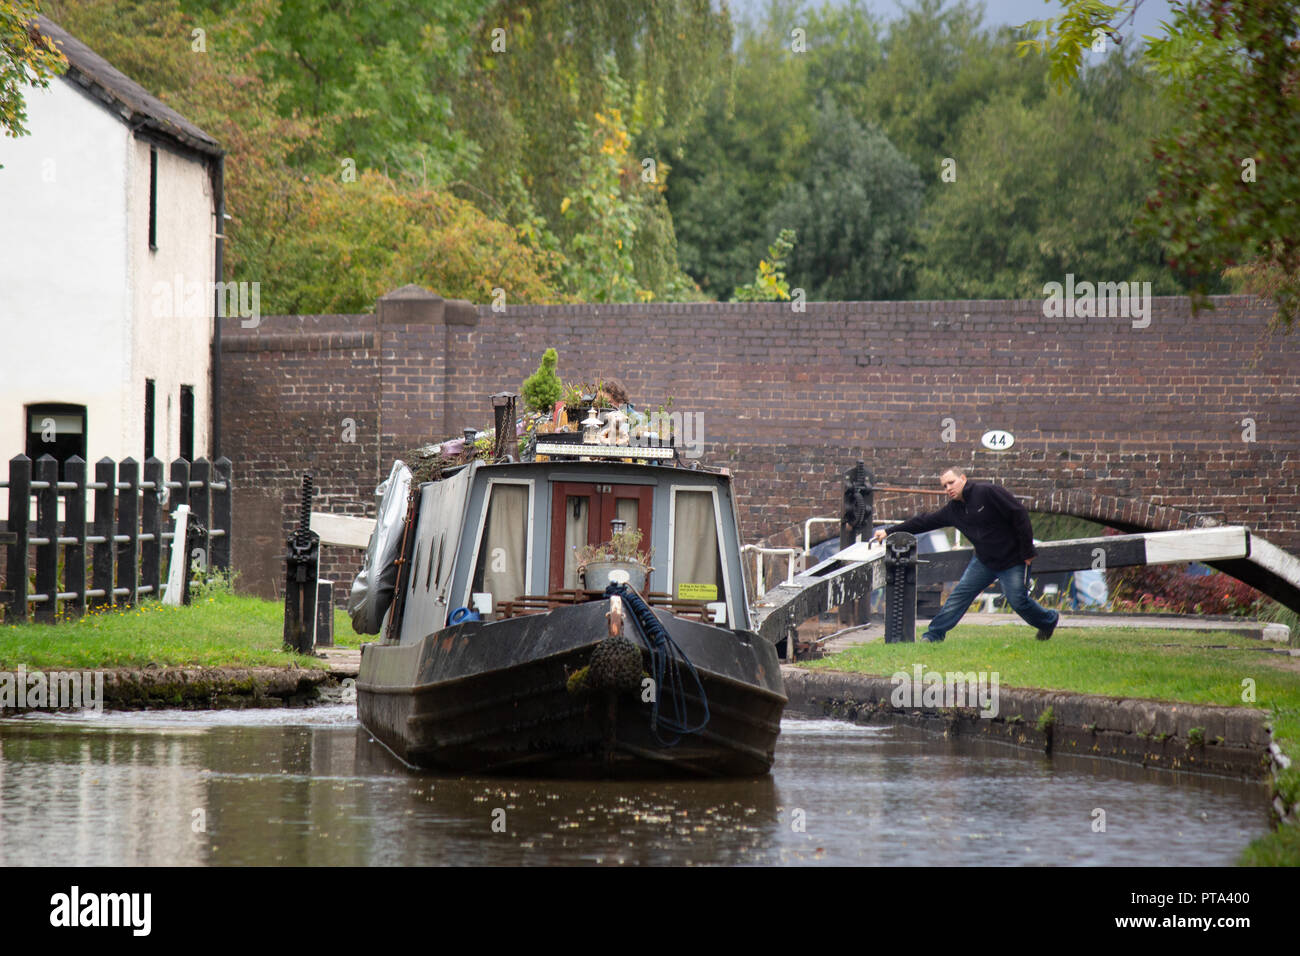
[0,709,1272,866]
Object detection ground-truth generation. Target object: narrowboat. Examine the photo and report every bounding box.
[349,428,786,778]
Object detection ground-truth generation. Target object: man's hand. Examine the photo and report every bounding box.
[872,528,887,544]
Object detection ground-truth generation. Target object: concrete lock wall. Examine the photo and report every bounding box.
[219,289,1300,602]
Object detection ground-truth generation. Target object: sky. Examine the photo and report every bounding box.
[726,0,1178,41]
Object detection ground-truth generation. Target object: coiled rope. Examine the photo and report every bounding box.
[604,583,710,745]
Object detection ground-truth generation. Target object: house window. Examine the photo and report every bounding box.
[179,385,194,461]
[25,403,87,481]
[144,379,155,460]
[148,146,158,251]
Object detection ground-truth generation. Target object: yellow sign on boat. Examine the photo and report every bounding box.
[677,583,717,601]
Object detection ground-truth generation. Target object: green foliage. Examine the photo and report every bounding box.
[669,2,814,298]
[1016,0,1123,90]
[1018,0,1300,327]
[865,0,1050,169]
[521,347,562,414]
[245,169,564,314]
[769,99,922,301]
[250,0,487,185]
[913,53,1194,299]
[731,228,796,303]
[1036,706,1056,733]
[1140,1,1300,327]
[1,0,67,140]
[447,0,730,301]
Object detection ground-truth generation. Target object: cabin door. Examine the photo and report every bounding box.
[549,483,653,592]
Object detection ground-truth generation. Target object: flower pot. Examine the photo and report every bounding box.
[581,561,650,593]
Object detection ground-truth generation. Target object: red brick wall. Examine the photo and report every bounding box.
[221,291,1300,603]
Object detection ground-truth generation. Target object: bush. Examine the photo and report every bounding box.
[522,348,563,414]
[1106,562,1264,616]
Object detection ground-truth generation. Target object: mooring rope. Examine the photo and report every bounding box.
[604,583,710,745]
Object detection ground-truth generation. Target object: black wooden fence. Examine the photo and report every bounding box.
[0,454,232,623]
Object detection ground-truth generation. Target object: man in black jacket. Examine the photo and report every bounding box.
[872,466,1059,643]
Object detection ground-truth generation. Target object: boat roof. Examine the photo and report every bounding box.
[441,456,734,480]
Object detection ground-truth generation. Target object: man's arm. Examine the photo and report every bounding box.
[983,484,1036,561]
[875,504,953,540]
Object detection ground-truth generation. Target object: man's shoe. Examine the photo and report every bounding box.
[1036,613,1060,642]
[921,633,945,643]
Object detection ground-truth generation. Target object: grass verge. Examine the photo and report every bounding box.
[0,591,327,670]
[803,624,1300,865]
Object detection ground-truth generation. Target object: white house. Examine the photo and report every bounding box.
[0,15,224,504]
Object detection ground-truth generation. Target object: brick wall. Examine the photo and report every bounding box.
[221,289,1300,604]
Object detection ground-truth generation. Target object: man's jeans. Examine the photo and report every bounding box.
[922,556,1058,642]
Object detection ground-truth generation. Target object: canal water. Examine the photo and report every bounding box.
[0,707,1271,866]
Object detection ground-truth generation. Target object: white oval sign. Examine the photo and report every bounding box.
[981,430,1015,450]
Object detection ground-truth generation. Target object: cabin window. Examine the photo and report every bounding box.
[472,483,530,607]
[671,490,723,602]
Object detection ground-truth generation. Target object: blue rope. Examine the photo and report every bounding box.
[604,583,710,746]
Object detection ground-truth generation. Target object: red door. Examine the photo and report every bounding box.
[549,483,653,592]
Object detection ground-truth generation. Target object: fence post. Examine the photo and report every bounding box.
[64,456,87,619]
[141,457,163,600]
[5,454,31,623]
[92,458,115,610]
[34,455,58,623]
[170,458,191,513]
[190,457,211,576]
[117,458,139,607]
[211,457,232,573]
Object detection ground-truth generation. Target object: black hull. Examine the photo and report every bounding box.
[357,600,786,778]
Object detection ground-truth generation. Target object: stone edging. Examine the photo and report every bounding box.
[0,666,334,715]
[782,666,1296,826]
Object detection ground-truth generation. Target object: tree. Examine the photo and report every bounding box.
[446,0,732,301]
[767,98,921,301]
[1018,0,1300,326]
[1,0,66,140]
[913,53,1193,299]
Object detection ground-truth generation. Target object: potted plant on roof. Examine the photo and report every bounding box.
[576,526,654,593]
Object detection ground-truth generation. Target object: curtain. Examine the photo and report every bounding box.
[672,491,720,601]
[616,497,639,534]
[478,484,529,604]
[562,495,589,589]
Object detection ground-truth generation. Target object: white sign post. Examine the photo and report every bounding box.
[162,505,190,606]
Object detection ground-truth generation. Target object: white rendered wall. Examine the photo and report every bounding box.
[0,78,131,511]
[128,136,215,466]
[0,76,215,516]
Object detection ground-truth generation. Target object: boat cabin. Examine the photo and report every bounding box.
[392,459,752,643]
